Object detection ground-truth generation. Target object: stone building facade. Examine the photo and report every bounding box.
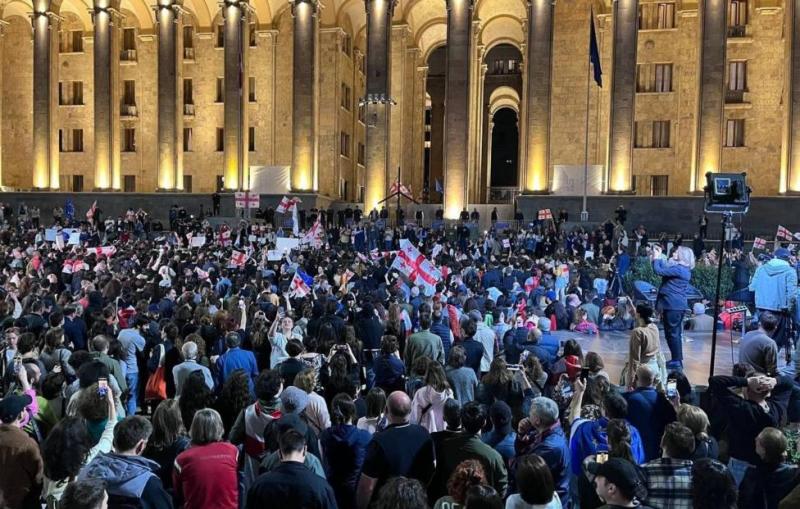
[0,0,794,217]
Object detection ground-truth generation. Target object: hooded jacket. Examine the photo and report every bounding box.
[319,423,372,509]
[409,385,454,432]
[79,452,172,509]
[750,258,798,311]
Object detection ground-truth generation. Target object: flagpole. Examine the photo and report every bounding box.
[581,10,592,223]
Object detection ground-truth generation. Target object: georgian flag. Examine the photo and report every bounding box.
[777,225,794,240]
[390,239,441,293]
[753,237,767,250]
[538,209,553,220]
[301,218,323,248]
[277,196,302,214]
[92,246,116,257]
[195,267,209,280]
[230,250,247,268]
[289,269,314,298]
[389,181,413,199]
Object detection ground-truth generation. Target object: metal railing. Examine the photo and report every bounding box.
[725,89,745,104]
[727,25,747,37]
[120,49,137,62]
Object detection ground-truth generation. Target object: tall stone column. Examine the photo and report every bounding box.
[291,0,318,192]
[155,0,184,190]
[93,0,121,190]
[32,0,61,189]
[223,0,249,190]
[690,0,727,192]
[363,0,395,211]
[443,0,473,218]
[782,0,800,192]
[524,0,554,193]
[606,0,638,193]
[0,21,5,188]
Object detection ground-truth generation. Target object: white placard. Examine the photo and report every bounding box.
[190,235,206,247]
[276,237,300,253]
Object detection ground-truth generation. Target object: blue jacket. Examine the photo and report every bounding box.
[513,424,571,507]
[749,258,798,311]
[319,424,371,509]
[216,347,259,394]
[570,417,645,476]
[653,259,692,311]
[79,453,172,509]
[623,387,677,461]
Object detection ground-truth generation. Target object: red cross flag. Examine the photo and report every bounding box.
[195,267,210,280]
[301,218,323,248]
[777,225,794,240]
[753,237,767,250]
[230,250,247,268]
[390,239,442,293]
[538,209,553,220]
[389,181,414,199]
[92,246,116,257]
[276,196,302,214]
[235,192,260,209]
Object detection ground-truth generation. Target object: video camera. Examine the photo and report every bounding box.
[703,172,750,214]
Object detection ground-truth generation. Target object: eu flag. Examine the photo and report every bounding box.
[589,10,603,87]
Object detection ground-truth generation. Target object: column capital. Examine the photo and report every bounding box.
[445,0,475,11]
[364,0,397,14]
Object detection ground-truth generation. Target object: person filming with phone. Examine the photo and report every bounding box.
[651,244,695,371]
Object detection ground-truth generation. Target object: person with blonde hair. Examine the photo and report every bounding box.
[677,404,718,461]
[652,244,694,370]
[173,408,239,509]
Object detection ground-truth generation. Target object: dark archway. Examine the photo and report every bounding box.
[490,108,519,187]
[424,46,447,203]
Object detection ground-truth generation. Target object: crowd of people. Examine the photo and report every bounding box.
[0,200,800,509]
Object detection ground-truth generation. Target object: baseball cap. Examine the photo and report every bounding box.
[0,393,32,423]
[775,248,791,260]
[586,458,647,501]
[280,386,309,414]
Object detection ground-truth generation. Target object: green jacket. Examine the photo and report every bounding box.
[404,330,445,367]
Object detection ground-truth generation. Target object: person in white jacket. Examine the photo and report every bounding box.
[410,363,454,433]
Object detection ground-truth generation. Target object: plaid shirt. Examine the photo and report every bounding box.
[642,458,693,509]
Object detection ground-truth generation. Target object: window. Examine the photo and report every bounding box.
[184,26,195,59]
[123,80,136,106]
[342,34,352,56]
[121,28,137,61]
[216,128,224,152]
[339,178,348,199]
[491,59,520,75]
[639,2,675,29]
[650,175,669,196]
[184,79,194,105]
[249,77,256,102]
[725,119,745,147]
[59,81,84,105]
[122,128,136,152]
[728,0,747,34]
[341,84,351,110]
[183,127,193,152]
[123,175,136,192]
[59,129,84,152]
[60,30,83,53]
[183,175,193,193]
[248,127,255,152]
[357,143,365,166]
[216,78,224,103]
[216,175,225,191]
[72,175,84,192]
[636,63,672,93]
[249,22,256,47]
[340,131,351,157]
[216,23,224,48]
[358,103,366,123]
[634,120,671,148]
[728,61,746,91]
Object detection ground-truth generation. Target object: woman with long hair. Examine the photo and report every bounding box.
[476,357,525,423]
[621,303,667,388]
[577,418,634,509]
[215,369,253,434]
[143,399,190,491]
[410,362,454,432]
[178,370,216,429]
[652,243,694,370]
[678,404,719,460]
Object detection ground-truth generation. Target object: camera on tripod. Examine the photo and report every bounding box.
[703,172,751,214]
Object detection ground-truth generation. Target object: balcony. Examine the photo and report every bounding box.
[184,103,195,116]
[727,25,747,38]
[121,104,138,117]
[184,47,195,60]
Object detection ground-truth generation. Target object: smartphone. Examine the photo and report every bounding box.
[560,384,574,398]
[507,364,521,371]
[666,380,678,398]
[278,306,286,318]
[12,356,21,374]
[596,450,609,464]
[98,378,109,397]
[580,367,590,382]
[335,344,349,351]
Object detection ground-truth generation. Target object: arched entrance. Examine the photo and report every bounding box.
[489,108,519,188]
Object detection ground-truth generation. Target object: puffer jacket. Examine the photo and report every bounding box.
[750,258,798,311]
[79,452,171,508]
